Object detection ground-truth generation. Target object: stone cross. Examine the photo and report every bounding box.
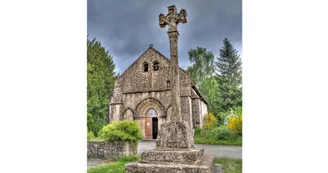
[159,5,187,122]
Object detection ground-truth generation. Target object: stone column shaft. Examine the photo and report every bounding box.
[168,31,181,122]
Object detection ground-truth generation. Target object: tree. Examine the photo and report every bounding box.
[186,47,215,88]
[216,38,242,86]
[199,76,220,116]
[216,75,242,112]
[87,38,116,135]
[215,38,242,113]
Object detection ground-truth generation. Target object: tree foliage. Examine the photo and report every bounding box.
[216,75,242,113]
[186,47,215,88]
[215,38,242,113]
[216,38,242,86]
[227,115,242,135]
[202,113,218,130]
[185,39,242,122]
[218,106,242,124]
[199,77,220,116]
[87,38,116,135]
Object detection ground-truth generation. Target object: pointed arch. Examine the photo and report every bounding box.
[122,107,134,120]
[135,97,164,117]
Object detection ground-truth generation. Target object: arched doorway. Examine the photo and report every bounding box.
[134,98,165,139]
[145,108,158,139]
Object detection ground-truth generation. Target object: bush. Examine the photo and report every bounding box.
[218,106,242,125]
[87,131,95,140]
[99,121,143,142]
[200,128,219,139]
[194,126,201,134]
[194,125,241,145]
[227,115,242,135]
[217,126,237,140]
[202,112,218,130]
[200,126,236,141]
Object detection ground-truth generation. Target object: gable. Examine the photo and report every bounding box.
[120,46,188,78]
[118,46,190,95]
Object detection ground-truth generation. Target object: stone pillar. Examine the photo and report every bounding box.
[168,31,181,122]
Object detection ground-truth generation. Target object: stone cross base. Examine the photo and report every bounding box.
[156,121,194,149]
[141,148,204,164]
[125,155,216,173]
[125,121,216,172]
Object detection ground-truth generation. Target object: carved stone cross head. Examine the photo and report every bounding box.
[159,5,187,32]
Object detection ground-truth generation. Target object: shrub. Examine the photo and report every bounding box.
[194,126,241,145]
[87,131,95,140]
[202,112,218,130]
[217,126,236,140]
[99,120,143,142]
[218,106,242,125]
[194,126,202,134]
[200,128,219,139]
[227,115,242,135]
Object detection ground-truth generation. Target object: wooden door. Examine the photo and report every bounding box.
[145,117,152,139]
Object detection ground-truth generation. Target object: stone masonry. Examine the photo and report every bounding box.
[87,141,137,161]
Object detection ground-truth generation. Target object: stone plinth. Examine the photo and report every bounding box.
[125,155,215,173]
[125,121,215,172]
[156,121,194,149]
[141,148,204,164]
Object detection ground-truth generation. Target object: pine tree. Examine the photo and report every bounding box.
[216,38,242,86]
[215,38,242,113]
[87,38,116,135]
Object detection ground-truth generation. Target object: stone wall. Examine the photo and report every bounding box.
[87,141,137,160]
[117,47,191,96]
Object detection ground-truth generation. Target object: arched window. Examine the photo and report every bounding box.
[167,80,170,87]
[146,108,158,117]
[143,62,149,72]
[153,61,159,71]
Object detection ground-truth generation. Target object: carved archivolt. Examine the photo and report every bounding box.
[135,98,164,118]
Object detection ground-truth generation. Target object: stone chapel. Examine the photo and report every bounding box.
[109,44,208,139]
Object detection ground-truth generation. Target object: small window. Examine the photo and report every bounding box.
[167,81,170,87]
[143,63,148,72]
[153,62,159,71]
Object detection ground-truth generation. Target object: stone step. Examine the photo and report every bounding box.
[141,148,204,164]
[125,155,215,173]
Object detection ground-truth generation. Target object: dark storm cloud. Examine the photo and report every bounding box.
[88,0,242,73]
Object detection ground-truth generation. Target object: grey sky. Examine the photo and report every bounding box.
[88,0,242,73]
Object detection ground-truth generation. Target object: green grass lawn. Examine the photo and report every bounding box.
[194,134,242,146]
[215,158,242,173]
[87,156,242,173]
[87,156,139,173]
